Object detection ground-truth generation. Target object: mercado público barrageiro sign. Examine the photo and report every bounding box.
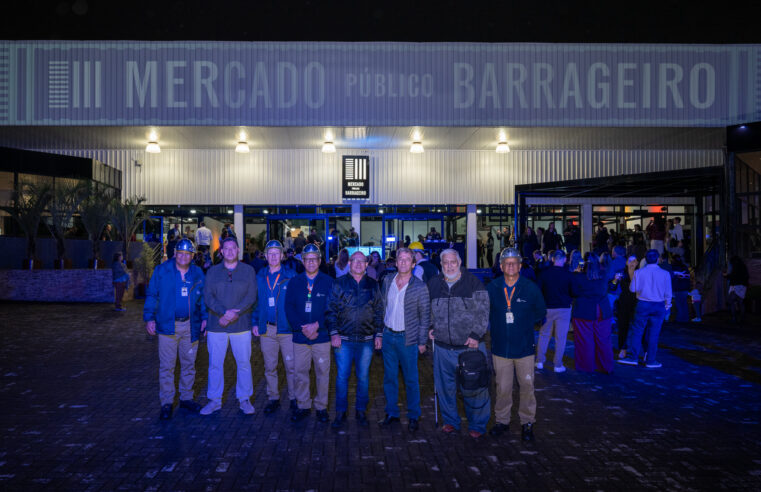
[342,156,369,200]
[0,41,759,127]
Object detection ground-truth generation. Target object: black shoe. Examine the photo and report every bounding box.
[263,400,280,414]
[489,422,509,437]
[355,410,369,427]
[378,414,400,427]
[316,409,329,423]
[521,423,534,442]
[331,412,346,429]
[179,399,201,414]
[290,399,298,412]
[291,408,310,422]
[159,404,173,420]
[408,418,419,432]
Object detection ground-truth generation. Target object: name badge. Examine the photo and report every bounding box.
[268,297,275,307]
[305,302,312,313]
[181,286,188,297]
[505,312,514,324]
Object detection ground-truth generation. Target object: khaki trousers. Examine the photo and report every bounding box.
[536,307,572,366]
[158,320,198,405]
[293,342,331,410]
[260,323,296,401]
[493,354,536,426]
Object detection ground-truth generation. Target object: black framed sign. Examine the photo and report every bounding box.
[342,155,369,199]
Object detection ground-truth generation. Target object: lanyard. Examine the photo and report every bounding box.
[266,272,281,294]
[306,278,315,298]
[503,284,516,311]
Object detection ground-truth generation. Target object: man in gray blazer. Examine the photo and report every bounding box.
[378,247,431,432]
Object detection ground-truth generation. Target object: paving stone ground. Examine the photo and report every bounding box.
[1,299,760,491]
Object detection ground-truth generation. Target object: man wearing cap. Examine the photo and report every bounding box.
[201,236,258,415]
[428,249,490,438]
[409,242,439,283]
[487,248,546,442]
[285,244,334,422]
[378,247,430,432]
[326,250,384,428]
[143,239,208,420]
[252,240,297,415]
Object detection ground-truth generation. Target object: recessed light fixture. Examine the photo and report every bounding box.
[235,130,250,153]
[227,209,233,214]
[496,141,510,153]
[146,130,161,153]
[410,141,424,153]
[322,141,336,153]
[190,209,196,214]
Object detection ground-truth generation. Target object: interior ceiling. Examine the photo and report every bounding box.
[0,126,725,152]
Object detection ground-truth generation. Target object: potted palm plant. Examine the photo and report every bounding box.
[46,179,88,269]
[79,187,114,269]
[0,179,53,269]
[132,241,161,298]
[109,195,151,265]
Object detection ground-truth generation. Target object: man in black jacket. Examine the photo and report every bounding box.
[326,251,384,428]
[428,249,491,438]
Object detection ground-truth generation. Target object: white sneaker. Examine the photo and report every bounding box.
[239,399,255,415]
[618,349,626,358]
[535,362,544,370]
[554,365,566,373]
[691,317,702,322]
[200,400,221,415]
[645,361,662,369]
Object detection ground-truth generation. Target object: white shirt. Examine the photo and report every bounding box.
[384,274,409,332]
[630,263,673,307]
[671,224,684,241]
[195,226,212,246]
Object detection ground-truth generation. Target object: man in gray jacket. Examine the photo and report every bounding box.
[201,237,258,415]
[428,249,491,438]
[378,247,431,432]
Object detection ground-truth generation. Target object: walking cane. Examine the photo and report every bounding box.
[432,338,439,427]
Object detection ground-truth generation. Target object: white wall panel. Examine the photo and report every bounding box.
[48,148,723,205]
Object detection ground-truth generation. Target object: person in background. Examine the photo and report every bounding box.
[486,231,495,268]
[689,281,703,322]
[194,222,212,253]
[541,222,563,254]
[615,256,639,359]
[521,226,539,260]
[568,250,583,273]
[366,251,383,280]
[671,217,684,242]
[563,220,580,253]
[536,250,573,373]
[619,249,672,369]
[112,252,129,312]
[725,256,750,324]
[570,252,616,374]
[334,249,351,278]
[670,256,692,323]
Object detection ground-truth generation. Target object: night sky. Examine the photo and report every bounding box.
[3,0,761,43]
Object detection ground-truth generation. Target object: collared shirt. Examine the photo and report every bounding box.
[195,226,212,246]
[384,274,409,332]
[265,268,283,324]
[671,224,684,241]
[630,263,673,306]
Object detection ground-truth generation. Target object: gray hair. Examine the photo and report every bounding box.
[396,247,415,262]
[440,248,461,263]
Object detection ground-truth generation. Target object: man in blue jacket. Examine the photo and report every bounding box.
[252,240,297,415]
[487,248,547,442]
[143,239,208,420]
[285,244,334,423]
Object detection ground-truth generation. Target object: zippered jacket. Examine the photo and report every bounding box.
[326,274,384,342]
[251,266,296,334]
[143,258,208,342]
[427,270,489,348]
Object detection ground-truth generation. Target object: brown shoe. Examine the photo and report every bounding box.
[469,430,483,439]
[441,424,457,434]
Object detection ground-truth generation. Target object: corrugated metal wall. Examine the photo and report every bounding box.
[49,148,723,205]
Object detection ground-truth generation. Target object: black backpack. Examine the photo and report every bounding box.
[457,349,490,392]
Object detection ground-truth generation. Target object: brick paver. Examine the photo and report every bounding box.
[1,300,760,490]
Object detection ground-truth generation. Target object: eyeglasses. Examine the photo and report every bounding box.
[303,258,320,263]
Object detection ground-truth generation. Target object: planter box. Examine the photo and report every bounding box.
[0,269,116,302]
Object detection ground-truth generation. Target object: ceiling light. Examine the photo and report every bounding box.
[322,141,336,153]
[190,209,196,214]
[410,141,424,154]
[235,140,250,153]
[145,141,160,153]
[496,141,510,153]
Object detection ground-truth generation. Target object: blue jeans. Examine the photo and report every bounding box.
[433,342,491,434]
[333,340,374,413]
[673,291,689,322]
[382,329,421,419]
[627,300,666,364]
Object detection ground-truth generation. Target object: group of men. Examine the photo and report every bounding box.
[143,238,546,441]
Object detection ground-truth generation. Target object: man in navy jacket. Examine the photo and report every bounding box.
[487,248,546,442]
[285,244,334,423]
[143,239,208,420]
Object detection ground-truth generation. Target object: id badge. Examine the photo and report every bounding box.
[305,302,312,313]
[268,297,275,307]
[505,312,514,324]
[181,286,188,297]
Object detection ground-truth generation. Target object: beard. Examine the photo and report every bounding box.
[443,270,460,280]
